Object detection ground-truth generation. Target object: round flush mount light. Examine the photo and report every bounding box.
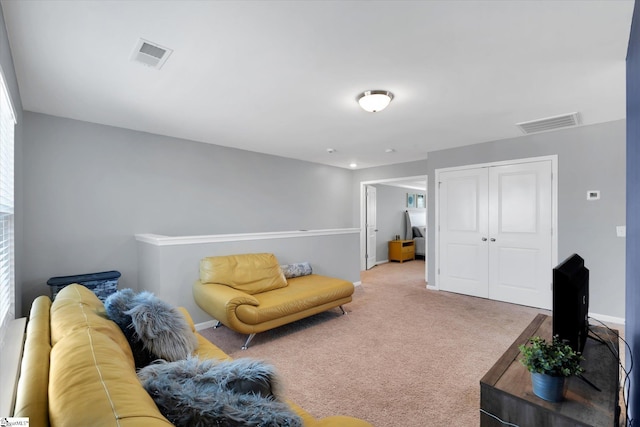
[357,90,394,113]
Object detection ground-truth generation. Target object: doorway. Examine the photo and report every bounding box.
[360,175,428,284]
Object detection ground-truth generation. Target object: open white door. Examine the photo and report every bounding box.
[366,185,377,270]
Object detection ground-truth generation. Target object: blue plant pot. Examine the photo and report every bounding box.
[531,372,566,402]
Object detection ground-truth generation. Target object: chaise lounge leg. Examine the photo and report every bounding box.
[214,321,223,329]
[339,305,347,315]
[242,333,256,350]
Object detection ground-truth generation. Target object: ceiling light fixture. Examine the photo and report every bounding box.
[357,90,394,113]
[349,163,358,168]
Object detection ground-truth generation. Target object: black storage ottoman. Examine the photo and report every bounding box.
[46,270,121,301]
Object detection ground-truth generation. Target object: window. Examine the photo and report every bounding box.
[0,68,16,350]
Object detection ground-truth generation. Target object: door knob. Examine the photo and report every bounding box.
[490,238,496,242]
[481,237,488,241]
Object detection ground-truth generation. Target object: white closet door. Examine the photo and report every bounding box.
[488,161,553,309]
[438,168,489,298]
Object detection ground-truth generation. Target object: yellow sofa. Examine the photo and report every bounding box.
[193,253,354,349]
[13,284,372,427]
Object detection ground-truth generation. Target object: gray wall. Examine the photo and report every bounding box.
[21,111,627,319]
[0,5,23,317]
[427,120,627,319]
[21,112,354,315]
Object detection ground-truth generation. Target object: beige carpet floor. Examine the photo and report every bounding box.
[199,260,547,426]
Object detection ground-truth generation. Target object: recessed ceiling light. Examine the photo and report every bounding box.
[385,148,396,153]
[349,163,358,168]
[326,148,336,153]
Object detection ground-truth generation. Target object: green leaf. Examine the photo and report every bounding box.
[518,335,585,377]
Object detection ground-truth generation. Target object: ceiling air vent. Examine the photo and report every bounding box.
[131,38,173,70]
[516,112,581,134]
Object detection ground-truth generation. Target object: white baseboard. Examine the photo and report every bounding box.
[589,312,625,327]
[195,319,218,331]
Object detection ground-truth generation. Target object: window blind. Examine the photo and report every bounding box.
[0,68,16,351]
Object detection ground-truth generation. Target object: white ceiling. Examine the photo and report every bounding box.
[1,1,634,170]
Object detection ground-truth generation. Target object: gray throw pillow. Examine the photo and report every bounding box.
[280,262,312,279]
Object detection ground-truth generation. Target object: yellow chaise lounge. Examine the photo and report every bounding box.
[193,253,355,349]
[13,284,372,427]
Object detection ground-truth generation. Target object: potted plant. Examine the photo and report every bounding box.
[518,335,584,402]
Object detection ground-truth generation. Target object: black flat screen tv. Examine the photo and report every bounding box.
[552,253,589,354]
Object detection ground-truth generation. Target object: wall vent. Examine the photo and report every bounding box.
[131,38,173,70]
[516,112,581,134]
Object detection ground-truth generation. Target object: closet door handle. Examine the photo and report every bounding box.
[481,237,488,241]
[490,238,496,242]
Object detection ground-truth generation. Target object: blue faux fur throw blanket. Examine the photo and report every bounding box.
[137,357,303,427]
[105,289,198,368]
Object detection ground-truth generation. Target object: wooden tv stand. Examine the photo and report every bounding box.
[480,314,620,427]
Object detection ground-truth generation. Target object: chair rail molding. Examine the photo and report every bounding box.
[135,228,360,246]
